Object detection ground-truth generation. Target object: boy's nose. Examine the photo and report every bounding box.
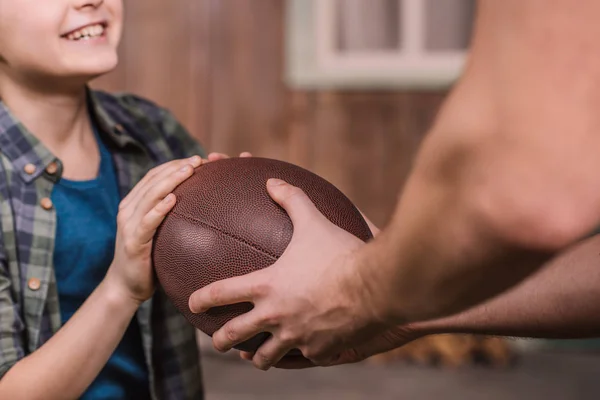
[73,0,104,10]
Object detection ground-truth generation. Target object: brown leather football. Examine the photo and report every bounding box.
[152,157,373,352]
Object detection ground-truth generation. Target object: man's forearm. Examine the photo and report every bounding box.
[0,278,139,400]
[363,163,554,323]
[412,235,600,339]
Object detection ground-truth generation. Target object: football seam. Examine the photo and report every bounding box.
[169,211,280,261]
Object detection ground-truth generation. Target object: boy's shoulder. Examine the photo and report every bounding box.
[92,90,167,124]
[90,89,178,134]
[90,89,206,160]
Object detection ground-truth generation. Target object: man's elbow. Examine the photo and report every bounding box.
[468,184,600,253]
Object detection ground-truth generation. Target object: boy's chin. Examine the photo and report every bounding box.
[59,53,119,76]
[57,61,119,85]
[73,59,118,77]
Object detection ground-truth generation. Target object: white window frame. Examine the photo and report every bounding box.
[285,0,472,90]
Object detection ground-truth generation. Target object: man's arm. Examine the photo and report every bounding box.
[364,0,600,322]
[269,234,600,369]
[415,234,600,339]
[345,233,600,366]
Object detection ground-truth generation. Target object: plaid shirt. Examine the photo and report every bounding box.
[0,88,205,399]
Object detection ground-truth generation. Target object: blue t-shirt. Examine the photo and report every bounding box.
[51,122,151,399]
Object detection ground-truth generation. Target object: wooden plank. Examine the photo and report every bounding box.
[186,0,213,146]
[310,92,413,227]
[208,0,291,158]
[93,0,211,147]
[286,91,314,169]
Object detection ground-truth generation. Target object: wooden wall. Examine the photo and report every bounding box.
[93,0,448,227]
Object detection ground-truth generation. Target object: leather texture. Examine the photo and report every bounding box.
[152,157,373,352]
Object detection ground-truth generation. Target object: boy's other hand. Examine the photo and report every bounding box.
[206,151,253,162]
[105,155,204,306]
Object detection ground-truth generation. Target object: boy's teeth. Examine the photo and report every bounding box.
[66,24,105,41]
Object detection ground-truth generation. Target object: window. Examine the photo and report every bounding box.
[285,0,476,89]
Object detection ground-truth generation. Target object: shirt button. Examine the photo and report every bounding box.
[24,163,36,175]
[40,197,53,210]
[114,124,124,133]
[28,277,41,291]
[45,162,59,175]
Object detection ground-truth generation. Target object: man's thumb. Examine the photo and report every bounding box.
[266,179,320,226]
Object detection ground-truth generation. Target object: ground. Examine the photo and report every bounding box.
[200,344,600,400]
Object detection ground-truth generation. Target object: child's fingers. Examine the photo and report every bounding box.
[207,153,229,162]
[122,157,201,215]
[133,161,197,210]
[120,156,202,212]
[136,194,177,243]
[120,160,180,209]
[207,152,253,161]
[132,164,196,221]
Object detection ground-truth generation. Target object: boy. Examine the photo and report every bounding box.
[0,0,242,398]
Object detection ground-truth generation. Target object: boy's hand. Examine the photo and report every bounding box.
[105,155,203,306]
[206,151,252,162]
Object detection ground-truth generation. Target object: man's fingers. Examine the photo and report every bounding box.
[240,351,318,369]
[212,311,269,353]
[266,179,324,228]
[357,208,381,237]
[272,356,317,370]
[252,337,293,371]
[240,152,252,158]
[309,353,342,367]
[189,271,264,313]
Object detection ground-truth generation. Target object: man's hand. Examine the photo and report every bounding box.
[240,324,419,369]
[188,180,392,370]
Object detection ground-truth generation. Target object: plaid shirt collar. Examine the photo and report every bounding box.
[0,87,142,184]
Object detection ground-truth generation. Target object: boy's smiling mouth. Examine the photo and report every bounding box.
[61,22,108,41]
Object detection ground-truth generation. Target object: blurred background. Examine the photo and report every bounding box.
[92,1,600,399]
